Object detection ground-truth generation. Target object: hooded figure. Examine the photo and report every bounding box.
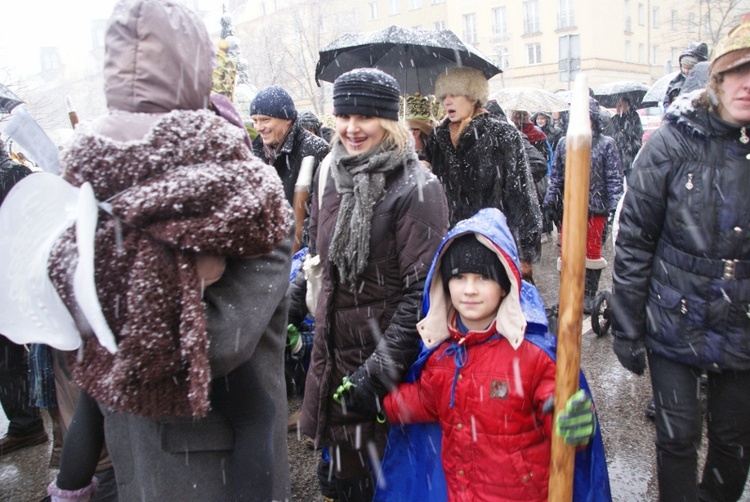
[664,41,709,107]
[374,208,611,502]
[606,96,643,176]
[45,1,294,499]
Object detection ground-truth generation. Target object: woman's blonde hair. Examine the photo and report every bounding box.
[331,116,412,156]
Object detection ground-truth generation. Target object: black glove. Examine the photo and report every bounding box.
[612,336,646,375]
[333,369,382,417]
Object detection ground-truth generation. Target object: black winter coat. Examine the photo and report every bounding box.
[607,109,643,173]
[252,119,329,204]
[611,92,750,371]
[424,113,542,262]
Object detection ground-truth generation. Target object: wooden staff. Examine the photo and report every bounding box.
[548,73,592,502]
[66,96,78,129]
[292,156,316,255]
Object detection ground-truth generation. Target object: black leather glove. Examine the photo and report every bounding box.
[333,368,382,417]
[612,336,646,375]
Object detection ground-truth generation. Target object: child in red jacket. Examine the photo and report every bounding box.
[364,211,595,501]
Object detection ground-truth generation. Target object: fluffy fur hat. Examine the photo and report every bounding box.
[434,67,489,106]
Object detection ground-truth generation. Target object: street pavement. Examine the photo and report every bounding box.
[2,233,748,501]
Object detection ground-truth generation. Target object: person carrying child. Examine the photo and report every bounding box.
[337,208,611,501]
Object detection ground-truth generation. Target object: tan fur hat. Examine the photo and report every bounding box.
[434,67,489,106]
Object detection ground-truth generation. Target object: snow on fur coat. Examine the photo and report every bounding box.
[48,109,292,418]
[424,112,542,263]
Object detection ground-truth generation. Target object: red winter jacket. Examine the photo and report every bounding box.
[383,315,557,502]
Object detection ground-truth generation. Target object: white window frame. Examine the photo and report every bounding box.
[638,3,645,25]
[651,45,659,65]
[463,13,477,44]
[527,42,542,65]
[652,7,660,28]
[523,0,540,34]
[369,1,379,20]
[558,0,575,29]
[389,0,400,15]
[492,7,507,37]
[410,0,422,9]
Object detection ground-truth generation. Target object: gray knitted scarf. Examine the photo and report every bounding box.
[328,140,413,285]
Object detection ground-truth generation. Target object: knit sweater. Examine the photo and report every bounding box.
[48,109,292,418]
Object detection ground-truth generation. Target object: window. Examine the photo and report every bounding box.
[431,0,444,4]
[671,10,678,30]
[434,20,446,30]
[389,0,399,15]
[624,0,632,32]
[410,0,422,9]
[652,7,660,28]
[559,34,580,82]
[523,0,540,34]
[558,0,575,30]
[638,3,645,25]
[527,42,542,65]
[492,7,507,37]
[651,45,659,65]
[638,43,644,64]
[464,13,477,44]
[494,45,511,70]
[40,47,63,72]
[625,41,632,62]
[369,1,379,20]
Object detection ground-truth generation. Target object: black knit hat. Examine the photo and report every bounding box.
[298,111,321,131]
[333,68,401,120]
[441,234,510,292]
[250,86,298,120]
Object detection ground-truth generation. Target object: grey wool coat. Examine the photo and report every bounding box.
[70,1,293,499]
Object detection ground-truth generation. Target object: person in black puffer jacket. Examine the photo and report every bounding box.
[610,17,750,501]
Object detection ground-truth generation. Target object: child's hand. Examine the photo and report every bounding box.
[555,390,596,447]
[196,254,226,287]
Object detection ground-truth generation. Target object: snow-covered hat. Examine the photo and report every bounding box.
[434,67,489,106]
[710,15,750,76]
[250,86,298,120]
[333,68,401,120]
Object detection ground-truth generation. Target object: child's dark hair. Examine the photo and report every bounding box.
[440,234,511,292]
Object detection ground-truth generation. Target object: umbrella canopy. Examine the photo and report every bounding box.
[641,71,680,108]
[315,25,502,95]
[489,87,569,113]
[592,80,649,108]
[0,83,24,114]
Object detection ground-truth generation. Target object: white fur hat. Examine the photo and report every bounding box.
[434,67,489,106]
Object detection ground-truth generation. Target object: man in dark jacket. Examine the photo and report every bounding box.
[664,41,709,108]
[251,86,329,251]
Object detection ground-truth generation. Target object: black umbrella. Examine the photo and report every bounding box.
[315,25,502,95]
[0,83,24,114]
[641,71,680,108]
[592,80,649,108]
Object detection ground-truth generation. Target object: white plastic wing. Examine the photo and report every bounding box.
[0,173,81,349]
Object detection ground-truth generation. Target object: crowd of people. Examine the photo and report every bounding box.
[1,1,749,501]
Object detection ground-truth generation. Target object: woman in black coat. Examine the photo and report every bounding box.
[610,20,750,501]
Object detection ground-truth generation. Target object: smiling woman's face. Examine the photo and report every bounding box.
[441,95,477,123]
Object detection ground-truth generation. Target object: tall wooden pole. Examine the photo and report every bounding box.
[548,73,592,502]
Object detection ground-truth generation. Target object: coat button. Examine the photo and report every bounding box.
[522,475,529,482]
[458,374,463,380]
[456,423,463,430]
[458,470,465,476]
[735,226,743,233]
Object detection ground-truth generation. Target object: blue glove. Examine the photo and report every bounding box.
[555,390,596,447]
